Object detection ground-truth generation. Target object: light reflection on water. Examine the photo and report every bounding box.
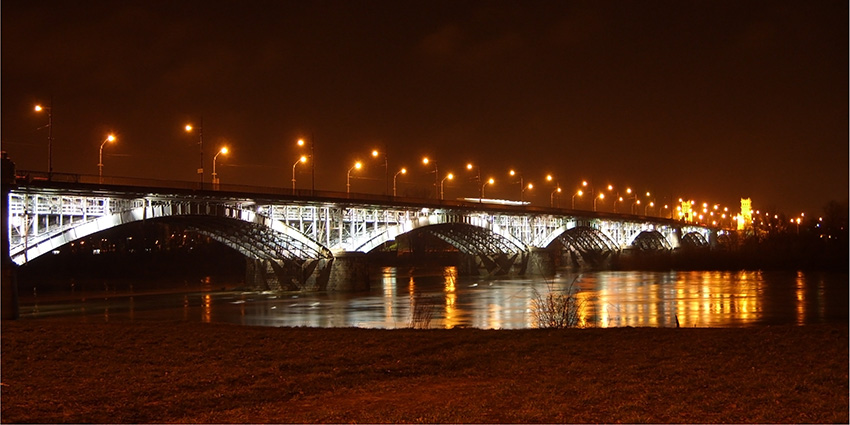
[17,269,848,329]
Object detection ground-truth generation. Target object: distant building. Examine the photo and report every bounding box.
[679,200,694,222]
[737,198,753,231]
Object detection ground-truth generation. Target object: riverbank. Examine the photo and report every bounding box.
[1,319,847,423]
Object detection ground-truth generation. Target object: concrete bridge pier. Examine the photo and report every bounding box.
[456,252,526,277]
[327,252,370,292]
[525,247,555,277]
[2,152,18,320]
[245,258,336,292]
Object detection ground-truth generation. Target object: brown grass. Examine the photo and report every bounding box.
[1,319,847,423]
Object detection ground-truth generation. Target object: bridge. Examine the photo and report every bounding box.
[3,168,717,292]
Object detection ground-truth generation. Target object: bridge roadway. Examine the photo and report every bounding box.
[3,170,717,292]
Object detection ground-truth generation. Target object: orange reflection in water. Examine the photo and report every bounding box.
[584,271,765,327]
[443,266,458,329]
[795,271,806,325]
[202,294,212,323]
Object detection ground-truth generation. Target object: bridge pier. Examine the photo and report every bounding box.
[525,247,555,277]
[2,152,18,320]
[245,258,337,292]
[327,251,369,292]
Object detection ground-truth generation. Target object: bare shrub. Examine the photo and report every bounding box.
[530,278,583,329]
[409,294,438,329]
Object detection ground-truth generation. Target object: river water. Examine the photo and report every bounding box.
[18,268,848,329]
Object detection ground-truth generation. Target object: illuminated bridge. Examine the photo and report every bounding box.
[3,170,717,291]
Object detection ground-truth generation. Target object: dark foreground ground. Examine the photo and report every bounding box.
[1,319,847,424]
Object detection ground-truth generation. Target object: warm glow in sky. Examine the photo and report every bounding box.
[1,0,846,214]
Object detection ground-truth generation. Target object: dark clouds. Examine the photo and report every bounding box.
[2,0,846,214]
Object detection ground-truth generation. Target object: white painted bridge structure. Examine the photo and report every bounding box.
[4,171,716,290]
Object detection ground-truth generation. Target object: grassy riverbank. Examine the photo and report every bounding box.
[1,319,847,423]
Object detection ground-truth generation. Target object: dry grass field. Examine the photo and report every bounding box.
[1,319,847,423]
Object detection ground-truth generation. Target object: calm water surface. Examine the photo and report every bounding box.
[18,269,848,328]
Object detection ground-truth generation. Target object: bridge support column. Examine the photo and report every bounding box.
[525,248,555,277]
[327,252,369,292]
[2,152,18,320]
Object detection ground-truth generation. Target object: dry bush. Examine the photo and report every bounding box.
[409,294,438,329]
[530,279,583,329]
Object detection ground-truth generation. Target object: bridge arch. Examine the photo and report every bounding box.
[680,231,709,249]
[551,226,618,269]
[347,212,527,254]
[630,230,672,251]
[11,202,331,265]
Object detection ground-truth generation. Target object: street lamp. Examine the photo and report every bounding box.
[593,193,605,211]
[551,186,562,208]
[480,177,494,201]
[440,173,454,200]
[297,137,315,194]
[645,201,654,216]
[34,101,54,177]
[423,157,439,199]
[393,168,407,197]
[509,169,526,202]
[466,163,483,200]
[572,190,583,209]
[372,148,389,195]
[98,134,116,183]
[292,155,307,192]
[347,161,362,194]
[522,183,533,204]
[185,120,204,188]
[212,147,229,188]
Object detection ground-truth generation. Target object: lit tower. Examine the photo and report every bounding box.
[737,198,753,231]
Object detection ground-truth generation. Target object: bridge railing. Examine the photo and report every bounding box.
[11,170,718,232]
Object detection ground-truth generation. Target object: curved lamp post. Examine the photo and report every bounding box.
[212,147,228,189]
[593,193,605,211]
[423,157,438,199]
[34,101,53,177]
[297,137,315,194]
[393,168,407,197]
[571,190,583,209]
[480,178,494,202]
[550,186,562,208]
[98,134,116,183]
[292,155,307,192]
[185,120,204,188]
[440,173,454,200]
[347,161,362,194]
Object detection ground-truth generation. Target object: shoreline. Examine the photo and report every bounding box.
[2,318,847,423]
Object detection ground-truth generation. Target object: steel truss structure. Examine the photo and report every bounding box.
[6,184,715,265]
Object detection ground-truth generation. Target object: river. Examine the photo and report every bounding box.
[17,268,848,329]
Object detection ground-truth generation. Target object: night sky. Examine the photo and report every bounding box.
[2,0,847,216]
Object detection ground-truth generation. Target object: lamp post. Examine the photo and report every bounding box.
[212,147,228,189]
[551,186,562,208]
[423,157,438,199]
[297,137,315,194]
[440,173,454,200]
[393,168,407,197]
[347,161,362,194]
[593,193,605,211]
[572,190,583,209]
[98,134,116,183]
[292,155,307,193]
[185,119,204,189]
[480,177,494,201]
[372,148,389,195]
[466,162,484,202]
[645,201,654,216]
[509,170,525,202]
[34,100,53,177]
[522,183,533,204]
